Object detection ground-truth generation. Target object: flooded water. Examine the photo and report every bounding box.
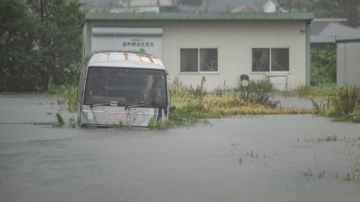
[0,93,359,202]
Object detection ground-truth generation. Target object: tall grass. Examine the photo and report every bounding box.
[282,83,337,98]
[169,78,312,126]
[233,80,278,107]
[48,79,78,113]
[312,85,360,123]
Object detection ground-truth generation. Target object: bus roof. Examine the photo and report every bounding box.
[87,51,165,70]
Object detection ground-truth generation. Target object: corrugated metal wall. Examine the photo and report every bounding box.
[337,41,360,86]
[91,20,306,91]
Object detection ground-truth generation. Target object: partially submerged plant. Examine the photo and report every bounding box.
[312,85,360,123]
[355,162,360,181]
[48,81,78,113]
[68,116,76,128]
[111,120,124,129]
[303,168,312,177]
[325,134,337,141]
[148,117,174,129]
[317,134,337,142]
[233,80,278,108]
[342,162,360,181]
[52,112,65,128]
[343,173,351,181]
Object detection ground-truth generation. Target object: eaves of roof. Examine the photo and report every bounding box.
[310,22,360,43]
[85,12,314,21]
[336,38,360,43]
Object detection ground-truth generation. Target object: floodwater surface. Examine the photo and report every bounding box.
[0,93,359,202]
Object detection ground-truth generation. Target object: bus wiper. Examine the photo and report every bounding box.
[125,102,150,109]
[125,102,167,109]
[91,101,125,107]
[91,103,111,107]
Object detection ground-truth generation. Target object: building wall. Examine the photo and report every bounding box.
[90,19,306,91]
[337,41,360,86]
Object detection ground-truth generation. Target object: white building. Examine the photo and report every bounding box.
[82,12,314,91]
[336,39,360,87]
[263,0,277,13]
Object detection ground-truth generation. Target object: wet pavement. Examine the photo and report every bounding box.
[0,93,359,202]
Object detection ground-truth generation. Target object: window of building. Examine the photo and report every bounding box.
[252,48,289,72]
[180,48,218,72]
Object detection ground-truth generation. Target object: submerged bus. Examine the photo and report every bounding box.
[77,51,169,127]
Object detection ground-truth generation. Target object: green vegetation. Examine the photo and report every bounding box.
[343,173,351,181]
[68,116,76,128]
[51,112,65,128]
[0,0,84,92]
[312,86,360,123]
[167,77,312,128]
[233,81,278,107]
[355,162,360,181]
[343,162,360,181]
[48,80,78,113]
[310,48,337,86]
[148,118,174,129]
[282,83,338,99]
[111,120,124,129]
[277,0,360,27]
[317,134,337,142]
[283,47,337,98]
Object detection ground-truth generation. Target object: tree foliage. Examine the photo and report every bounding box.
[0,0,84,92]
[0,0,37,91]
[277,0,360,27]
[310,47,337,86]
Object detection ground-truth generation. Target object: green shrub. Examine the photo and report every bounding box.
[310,47,336,86]
[168,105,212,127]
[329,86,360,121]
[52,112,65,128]
[48,79,78,113]
[350,107,360,123]
[312,85,360,123]
[233,80,278,107]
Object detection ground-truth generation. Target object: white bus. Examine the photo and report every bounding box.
[78,51,168,127]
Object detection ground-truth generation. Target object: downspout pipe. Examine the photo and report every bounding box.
[305,20,311,86]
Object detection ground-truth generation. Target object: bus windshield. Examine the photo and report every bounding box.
[84,67,167,106]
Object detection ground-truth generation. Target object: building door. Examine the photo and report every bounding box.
[91,27,163,59]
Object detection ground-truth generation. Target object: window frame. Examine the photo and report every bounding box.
[251,47,290,73]
[179,47,219,74]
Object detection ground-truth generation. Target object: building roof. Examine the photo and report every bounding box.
[80,0,279,13]
[336,38,360,43]
[85,12,314,21]
[311,21,360,43]
[231,6,255,13]
[177,0,278,13]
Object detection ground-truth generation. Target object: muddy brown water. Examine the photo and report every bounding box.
[0,93,359,202]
